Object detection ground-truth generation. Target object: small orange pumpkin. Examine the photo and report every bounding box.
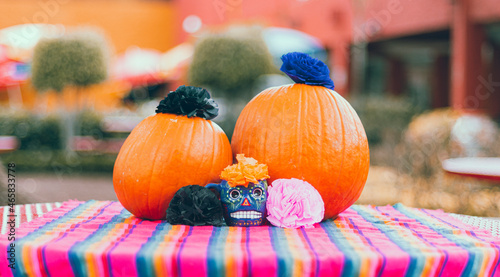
[231,53,370,219]
[113,86,233,220]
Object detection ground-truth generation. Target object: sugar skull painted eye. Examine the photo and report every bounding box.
[229,189,241,199]
[252,187,263,197]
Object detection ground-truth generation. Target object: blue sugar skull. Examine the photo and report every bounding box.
[206,180,267,226]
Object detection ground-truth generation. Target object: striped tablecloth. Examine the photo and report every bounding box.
[1,200,499,277]
[0,202,62,235]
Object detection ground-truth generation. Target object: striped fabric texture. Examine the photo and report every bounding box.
[0,202,62,235]
[1,200,499,277]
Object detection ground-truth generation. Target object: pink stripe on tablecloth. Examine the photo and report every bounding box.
[302,225,344,276]
[2,201,500,277]
[247,226,278,277]
[378,205,470,276]
[0,201,83,277]
[418,207,500,276]
[339,208,411,276]
[178,226,212,277]
[44,201,114,277]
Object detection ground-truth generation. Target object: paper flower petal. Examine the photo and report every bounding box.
[156,85,219,120]
[220,154,270,187]
[280,52,335,90]
[266,178,325,228]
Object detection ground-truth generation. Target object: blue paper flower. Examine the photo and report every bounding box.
[280,52,335,90]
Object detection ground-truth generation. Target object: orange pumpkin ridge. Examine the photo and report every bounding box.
[114,86,233,220]
[114,113,232,220]
[231,84,369,219]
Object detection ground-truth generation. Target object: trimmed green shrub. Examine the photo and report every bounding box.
[187,26,278,141]
[31,28,109,93]
[188,28,276,96]
[31,27,110,151]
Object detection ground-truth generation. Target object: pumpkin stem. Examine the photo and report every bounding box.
[280,52,335,90]
[155,85,219,120]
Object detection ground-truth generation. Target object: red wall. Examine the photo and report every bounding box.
[471,0,500,23]
[354,0,452,40]
[356,0,500,41]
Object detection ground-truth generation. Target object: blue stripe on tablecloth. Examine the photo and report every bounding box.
[374,206,449,277]
[12,201,93,277]
[300,228,320,277]
[269,226,293,277]
[136,222,172,277]
[68,202,117,277]
[207,226,228,277]
[394,204,488,277]
[419,208,500,277]
[320,220,361,277]
[351,205,430,277]
[106,214,139,277]
[346,216,387,277]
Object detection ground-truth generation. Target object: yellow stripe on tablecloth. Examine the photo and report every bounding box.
[225,227,238,277]
[292,228,314,277]
[334,219,373,277]
[86,215,136,277]
[155,224,185,276]
[421,252,434,277]
[283,228,303,277]
[22,243,34,277]
[86,251,97,277]
[23,234,57,277]
[362,205,449,277]
[477,247,495,276]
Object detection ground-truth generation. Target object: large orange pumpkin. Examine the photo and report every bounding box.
[231,53,369,219]
[113,86,233,220]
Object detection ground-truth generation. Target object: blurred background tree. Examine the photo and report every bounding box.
[188,26,279,139]
[31,28,110,152]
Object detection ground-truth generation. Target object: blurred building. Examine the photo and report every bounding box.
[1,0,499,117]
[0,0,177,53]
[175,0,500,117]
[353,0,500,117]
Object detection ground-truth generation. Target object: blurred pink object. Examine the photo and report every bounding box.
[112,47,164,88]
[266,178,325,228]
[0,136,18,154]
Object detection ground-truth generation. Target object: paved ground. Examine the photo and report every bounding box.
[16,172,117,204]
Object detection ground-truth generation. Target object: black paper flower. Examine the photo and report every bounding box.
[166,185,224,226]
[155,85,219,120]
[280,52,335,90]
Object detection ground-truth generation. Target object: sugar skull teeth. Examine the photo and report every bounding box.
[230,211,262,219]
[206,180,268,226]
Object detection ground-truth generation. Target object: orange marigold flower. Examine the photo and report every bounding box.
[221,154,270,187]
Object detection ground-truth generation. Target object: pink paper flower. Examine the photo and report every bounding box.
[266,178,325,228]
